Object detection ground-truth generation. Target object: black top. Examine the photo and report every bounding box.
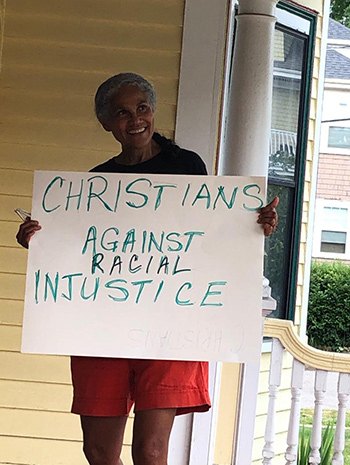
[90,141,207,176]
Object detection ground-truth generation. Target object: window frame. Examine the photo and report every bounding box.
[266,1,317,321]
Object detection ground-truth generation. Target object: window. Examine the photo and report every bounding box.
[264,2,317,320]
[328,126,350,149]
[320,231,346,253]
[313,201,350,258]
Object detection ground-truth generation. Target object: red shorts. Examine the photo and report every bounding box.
[71,356,211,417]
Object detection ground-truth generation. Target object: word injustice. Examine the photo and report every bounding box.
[33,271,228,307]
[41,175,264,213]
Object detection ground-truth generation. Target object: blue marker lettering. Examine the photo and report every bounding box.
[132,279,153,304]
[192,183,211,209]
[125,178,152,208]
[175,282,194,306]
[148,231,164,253]
[153,184,177,210]
[166,232,183,252]
[181,183,191,206]
[101,227,119,252]
[113,179,122,212]
[81,277,100,301]
[183,231,205,252]
[42,176,64,213]
[87,175,113,211]
[213,186,238,210]
[65,179,83,211]
[105,279,129,302]
[44,272,59,302]
[200,281,227,307]
[82,226,97,257]
[243,184,264,211]
[61,273,83,300]
[35,270,40,304]
[122,229,136,253]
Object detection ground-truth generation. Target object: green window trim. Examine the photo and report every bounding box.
[267,1,317,321]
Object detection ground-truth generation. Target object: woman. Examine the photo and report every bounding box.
[16,73,278,465]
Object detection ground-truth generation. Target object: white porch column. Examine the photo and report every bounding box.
[219,0,278,177]
[221,1,278,464]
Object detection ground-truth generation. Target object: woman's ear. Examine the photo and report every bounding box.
[102,122,112,132]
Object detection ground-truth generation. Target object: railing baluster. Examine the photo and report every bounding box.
[263,319,350,465]
[262,338,284,465]
[332,373,350,465]
[309,370,328,464]
[285,359,304,465]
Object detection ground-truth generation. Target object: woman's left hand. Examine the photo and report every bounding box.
[257,196,279,237]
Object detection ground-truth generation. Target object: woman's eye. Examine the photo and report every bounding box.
[116,110,127,117]
[139,105,147,112]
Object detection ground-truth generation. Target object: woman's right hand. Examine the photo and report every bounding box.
[16,218,42,249]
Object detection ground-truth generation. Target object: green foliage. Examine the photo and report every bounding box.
[298,424,334,465]
[298,425,311,465]
[330,0,350,28]
[307,261,350,351]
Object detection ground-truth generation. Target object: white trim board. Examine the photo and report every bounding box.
[174,1,229,463]
[175,0,229,174]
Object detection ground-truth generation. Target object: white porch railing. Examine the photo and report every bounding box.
[262,318,350,465]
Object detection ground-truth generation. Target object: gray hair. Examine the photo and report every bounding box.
[94,73,157,124]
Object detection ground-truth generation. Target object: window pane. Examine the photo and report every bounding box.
[320,242,346,253]
[323,206,348,230]
[328,127,350,149]
[265,24,309,321]
[269,29,305,182]
[321,230,346,243]
[264,184,294,319]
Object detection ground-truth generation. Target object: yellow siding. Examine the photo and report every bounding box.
[0,0,5,73]
[0,1,184,463]
[294,13,322,332]
[214,363,242,464]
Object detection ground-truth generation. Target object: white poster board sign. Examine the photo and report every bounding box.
[22,171,265,362]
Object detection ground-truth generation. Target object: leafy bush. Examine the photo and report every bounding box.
[307,261,350,352]
[298,424,334,465]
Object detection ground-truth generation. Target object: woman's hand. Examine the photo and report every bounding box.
[257,196,279,237]
[16,218,42,249]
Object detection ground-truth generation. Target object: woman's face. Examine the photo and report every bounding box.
[103,84,155,151]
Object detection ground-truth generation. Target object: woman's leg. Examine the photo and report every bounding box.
[132,408,177,465]
[81,415,128,465]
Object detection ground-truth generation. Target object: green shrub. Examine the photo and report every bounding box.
[298,423,334,465]
[307,261,350,352]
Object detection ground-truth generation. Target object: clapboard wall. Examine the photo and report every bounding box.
[0,1,184,463]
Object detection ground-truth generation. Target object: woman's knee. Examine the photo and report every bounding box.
[83,441,116,465]
[83,442,123,465]
[80,415,126,465]
[132,436,168,465]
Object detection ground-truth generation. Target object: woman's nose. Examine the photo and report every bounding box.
[130,111,141,123]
